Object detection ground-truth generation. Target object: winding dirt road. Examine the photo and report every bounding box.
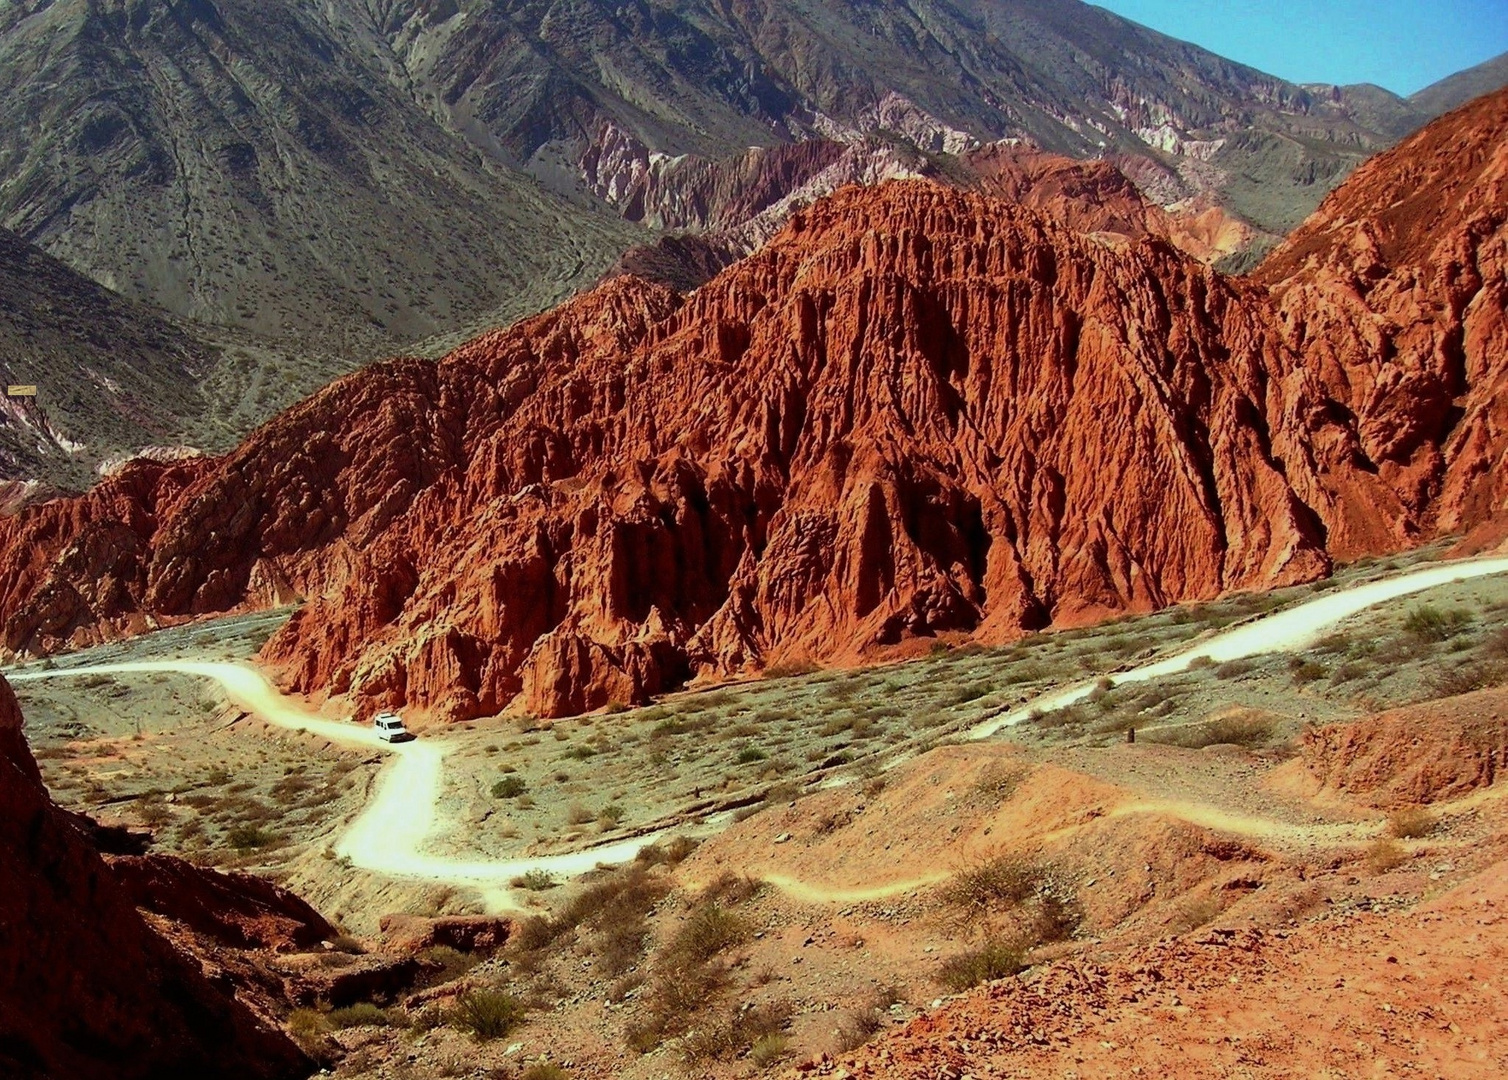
[968,555,1508,739]
[9,555,1508,907]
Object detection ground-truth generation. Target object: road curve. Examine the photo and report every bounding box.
[7,659,672,911]
[8,555,1507,907]
[967,555,1508,739]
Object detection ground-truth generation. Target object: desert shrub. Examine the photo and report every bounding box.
[1403,605,1472,643]
[1329,661,1370,684]
[1425,661,1506,700]
[949,683,991,706]
[287,1008,327,1041]
[492,776,527,798]
[834,1006,885,1052]
[1290,661,1327,686]
[750,1033,791,1067]
[419,945,480,985]
[681,999,793,1064]
[604,701,630,714]
[325,1003,393,1029]
[624,955,729,1053]
[635,835,699,867]
[597,804,627,829]
[942,856,1042,911]
[513,869,555,891]
[1365,837,1407,874]
[449,990,526,1041]
[699,871,765,906]
[1187,654,1216,671]
[668,903,748,965]
[1387,807,1435,839]
[736,745,768,764]
[1142,714,1274,750]
[566,802,594,826]
[520,1065,569,1080]
[936,938,1029,991]
[765,659,818,679]
[1215,659,1256,680]
[225,824,278,851]
[1028,892,1084,944]
[564,745,597,760]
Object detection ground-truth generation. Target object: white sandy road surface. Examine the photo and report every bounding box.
[9,556,1508,907]
[968,555,1508,739]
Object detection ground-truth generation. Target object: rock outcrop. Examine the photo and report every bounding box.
[1,91,1505,722]
[1255,86,1508,556]
[0,674,312,1080]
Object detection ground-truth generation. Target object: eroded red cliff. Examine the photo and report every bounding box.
[1,91,1504,720]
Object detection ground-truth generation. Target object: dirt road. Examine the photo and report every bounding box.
[968,555,1508,738]
[11,555,1508,908]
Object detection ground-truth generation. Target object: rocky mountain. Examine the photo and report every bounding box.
[0,674,312,1080]
[1409,50,1508,119]
[0,225,220,492]
[0,0,638,357]
[0,88,1503,722]
[3,0,1501,375]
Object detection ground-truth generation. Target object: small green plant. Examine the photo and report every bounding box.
[1403,605,1472,643]
[520,1064,569,1080]
[226,824,277,851]
[750,1033,791,1067]
[325,1003,393,1029]
[512,869,555,891]
[936,938,1029,991]
[449,990,527,1041]
[597,804,627,828]
[491,776,527,798]
[1366,837,1407,874]
[736,745,768,763]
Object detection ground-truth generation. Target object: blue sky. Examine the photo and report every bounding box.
[1091,1,1508,95]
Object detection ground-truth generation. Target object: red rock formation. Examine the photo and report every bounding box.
[108,853,336,952]
[0,92,1503,721]
[0,674,311,1080]
[1254,86,1508,556]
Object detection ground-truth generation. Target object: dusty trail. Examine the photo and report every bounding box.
[7,660,673,911]
[9,555,1507,909]
[968,555,1508,739]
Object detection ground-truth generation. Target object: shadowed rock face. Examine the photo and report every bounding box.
[0,92,1505,721]
[0,675,312,1080]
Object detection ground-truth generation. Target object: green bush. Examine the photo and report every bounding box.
[1403,605,1472,643]
[449,990,526,1041]
[325,1003,393,1029]
[936,938,1029,991]
[491,776,527,798]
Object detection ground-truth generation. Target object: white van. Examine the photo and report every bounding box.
[373,711,413,743]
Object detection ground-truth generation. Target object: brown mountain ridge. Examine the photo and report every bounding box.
[1,88,1505,722]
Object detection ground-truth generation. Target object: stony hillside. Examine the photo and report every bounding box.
[1409,49,1508,118]
[0,226,214,490]
[3,0,1498,370]
[0,674,311,1080]
[0,0,639,357]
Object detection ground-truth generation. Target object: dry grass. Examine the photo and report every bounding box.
[935,938,1029,991]
[1366,837,1408,875]
[1387,807,1435,839]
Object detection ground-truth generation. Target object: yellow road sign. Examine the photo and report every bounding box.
[6,385,37,398]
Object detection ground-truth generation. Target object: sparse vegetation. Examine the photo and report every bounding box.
[936,938,1029,991]
[1388,807,1435,839]
[449,990,527,1041]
